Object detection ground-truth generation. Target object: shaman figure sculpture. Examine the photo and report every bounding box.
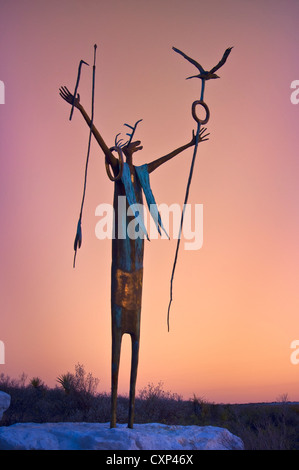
[59,44,231,429]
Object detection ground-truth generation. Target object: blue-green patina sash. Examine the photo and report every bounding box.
[120,162,169,240]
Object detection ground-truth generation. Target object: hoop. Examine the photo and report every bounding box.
[105,146,124,181]
[191,100,210,125]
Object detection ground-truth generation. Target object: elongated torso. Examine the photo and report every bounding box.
[111,165,144,328]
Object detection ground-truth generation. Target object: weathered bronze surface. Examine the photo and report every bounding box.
[114,268,143,310]
[105,146,124,181]
[191,100,210,125]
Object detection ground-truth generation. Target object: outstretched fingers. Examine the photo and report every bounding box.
[59,86,81,109]
[59,86,74,103]
[59,86,71,101]
[199,127,210,142]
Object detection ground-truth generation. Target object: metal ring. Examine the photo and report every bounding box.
[105,147,124,181]
[191,100,210,125]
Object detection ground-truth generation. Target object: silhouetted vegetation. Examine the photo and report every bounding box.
[1,365,299,450]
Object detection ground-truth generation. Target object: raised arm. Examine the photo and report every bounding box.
[59,86,118,169]
[147,127,209,174]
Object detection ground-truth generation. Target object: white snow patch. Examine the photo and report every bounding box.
[0,422,243,450]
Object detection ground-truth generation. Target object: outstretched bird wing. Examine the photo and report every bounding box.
[210,47,233,74]
[172,47,205,74]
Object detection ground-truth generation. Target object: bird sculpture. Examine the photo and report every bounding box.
[172,46,233,80]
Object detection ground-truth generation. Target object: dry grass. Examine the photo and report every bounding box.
[1,368,299,450]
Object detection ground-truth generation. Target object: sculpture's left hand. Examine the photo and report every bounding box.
[189,127,210,146]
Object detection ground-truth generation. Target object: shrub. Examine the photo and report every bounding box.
[56,363,99,396]
[2,370,299,449]
[136,382,184,424]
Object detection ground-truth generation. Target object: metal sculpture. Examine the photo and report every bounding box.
[59,43,231,428]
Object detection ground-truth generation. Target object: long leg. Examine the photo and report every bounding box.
[110,308,123,428]
[128,333,140,428]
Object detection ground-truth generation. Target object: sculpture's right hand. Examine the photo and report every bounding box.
[59,86,81,109]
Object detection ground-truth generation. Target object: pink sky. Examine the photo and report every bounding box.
[1,0,299,403]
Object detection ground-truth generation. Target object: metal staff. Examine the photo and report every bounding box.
[73,44,97,268]
[69,59,89,121]
[167,45,232,331]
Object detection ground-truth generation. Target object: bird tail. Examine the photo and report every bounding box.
[186,75,198,80]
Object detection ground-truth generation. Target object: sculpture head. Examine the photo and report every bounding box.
[123,140,143,163]
[114,119,143,164]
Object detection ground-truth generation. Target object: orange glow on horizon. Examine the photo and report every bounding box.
[1,0,299,404]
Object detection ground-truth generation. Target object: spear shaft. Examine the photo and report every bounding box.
[167,79,205,331]
[73,44,97,268]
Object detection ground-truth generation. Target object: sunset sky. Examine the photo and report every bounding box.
[1,0,299,404]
